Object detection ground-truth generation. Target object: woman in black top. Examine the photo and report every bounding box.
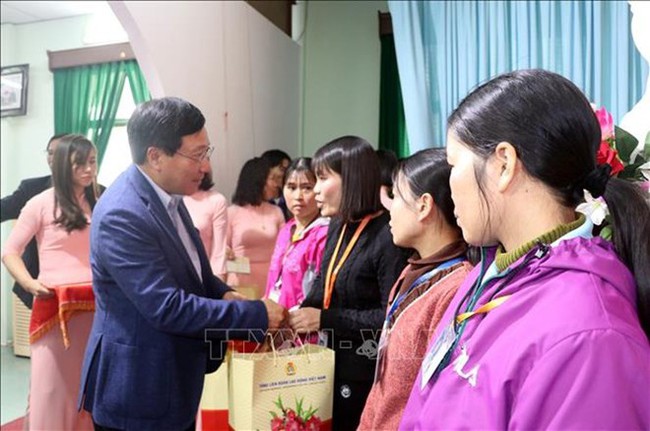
[289,136,410,431]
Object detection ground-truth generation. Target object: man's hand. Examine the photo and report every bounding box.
[262,299,289,330]
[288,307,321,333]
[223,290,247,301]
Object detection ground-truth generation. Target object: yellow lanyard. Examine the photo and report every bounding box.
[455,295,511,325]
[323,215,372,309]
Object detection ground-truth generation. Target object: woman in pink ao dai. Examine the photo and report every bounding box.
[2,135,100,431]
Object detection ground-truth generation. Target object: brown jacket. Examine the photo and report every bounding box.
[358,240,473,431]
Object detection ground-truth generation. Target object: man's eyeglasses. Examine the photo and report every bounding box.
[175,146,214,163]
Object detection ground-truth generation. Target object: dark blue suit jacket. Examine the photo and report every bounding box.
[1,175,52,309]
[79,165,268,430]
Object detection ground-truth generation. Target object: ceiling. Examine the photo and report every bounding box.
[1,1,111,25]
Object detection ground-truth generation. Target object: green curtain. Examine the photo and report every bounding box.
[54,61,127,165]
[53,60,151,166]
[379,33,409,158]
[125,60,151,104]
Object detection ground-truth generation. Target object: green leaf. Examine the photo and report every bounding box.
[269,411,278,419]
[304,406,319,420]
[618,164,642,181]
[643,131,650,161]
[295,397,304,417]
[274,394,285,412]
[615,126,639,164]
[599,225,613,241]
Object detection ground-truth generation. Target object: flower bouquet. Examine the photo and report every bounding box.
[581,106,650,238]
[270,395,322,431]
[594,106,649,183]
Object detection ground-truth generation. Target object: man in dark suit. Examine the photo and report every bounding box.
[79,97,287,431]
[1,134,66,309]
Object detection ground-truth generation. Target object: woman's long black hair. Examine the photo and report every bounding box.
[52,134,99,233]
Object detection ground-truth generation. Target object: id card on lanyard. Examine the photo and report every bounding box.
[419,243,549,390]
[419,294,511,389]
[374,257,466,383]
[268,242,298,303]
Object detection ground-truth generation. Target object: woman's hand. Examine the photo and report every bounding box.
[289,307,321,333]
[2,254,54,299]
[26,280,54,298]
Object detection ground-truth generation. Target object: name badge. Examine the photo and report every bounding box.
[373,321,390,383]
[226,256,251,274]
[268,278,282,303]
[317,330,329,347]
[420,323,456,390]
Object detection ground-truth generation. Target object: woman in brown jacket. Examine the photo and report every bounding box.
[358,148,473,430]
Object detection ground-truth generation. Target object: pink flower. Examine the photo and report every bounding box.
[304,416,323,431]
[640,181,650,193]
[284,418,304,431]
[271,417,285,431]
[285,409,298,422]
[594,107,615,141]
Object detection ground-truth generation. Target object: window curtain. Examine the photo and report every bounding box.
[54,59,151,166]
[125,60,151,104]
[379,33,410,158]
[388,0,649,151]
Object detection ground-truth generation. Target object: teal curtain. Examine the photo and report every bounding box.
[125,60,151,104]
[379,33,410,158]
[389,0,649,151]
[53,60,151,166]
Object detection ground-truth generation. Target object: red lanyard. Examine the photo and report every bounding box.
[323,215,372,309]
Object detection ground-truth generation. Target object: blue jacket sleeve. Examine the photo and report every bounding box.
[93,207,268,340]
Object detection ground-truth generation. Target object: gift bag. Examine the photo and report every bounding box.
[198,341,259,430]
[228,343,335,430]
[198,359,230,431]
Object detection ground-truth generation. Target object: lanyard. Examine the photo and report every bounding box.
[455,294,511,324]
[385,256,466,325]
[432,243,550,379]
[323,215,372,309]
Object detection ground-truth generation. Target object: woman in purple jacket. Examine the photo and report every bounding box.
[399,69,650,430]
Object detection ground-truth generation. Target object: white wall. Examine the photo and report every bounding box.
[301,0,387,156]
[0,16,91,345]
[110,1,301,199]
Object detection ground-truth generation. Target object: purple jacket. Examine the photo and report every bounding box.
[399,223,650,430]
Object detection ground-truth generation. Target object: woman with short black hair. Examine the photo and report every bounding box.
[289,136,410,431]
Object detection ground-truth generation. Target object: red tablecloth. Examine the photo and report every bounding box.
[29,282,95,348]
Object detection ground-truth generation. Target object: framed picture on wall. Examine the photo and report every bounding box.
[1,64,29,117]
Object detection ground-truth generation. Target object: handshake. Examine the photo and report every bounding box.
[223,290,321,333]
[262,299,321,333]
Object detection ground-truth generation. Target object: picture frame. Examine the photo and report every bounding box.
[1,64,29,117]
